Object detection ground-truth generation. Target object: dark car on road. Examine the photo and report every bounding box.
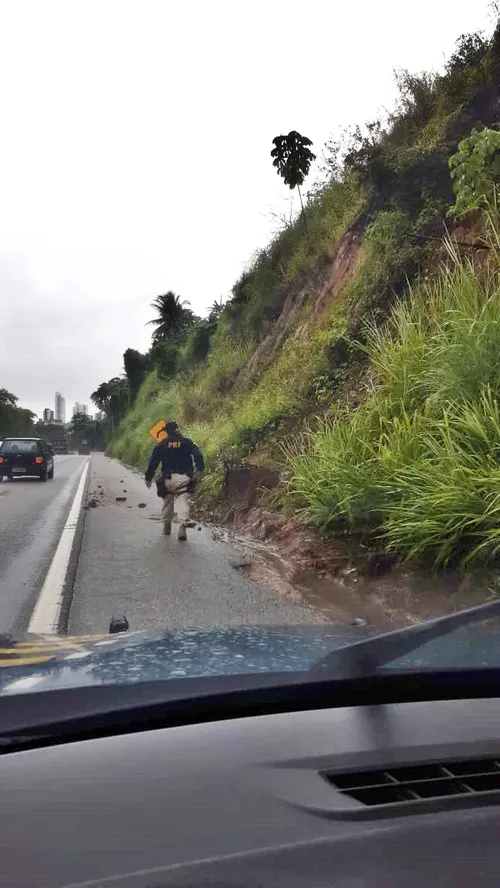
[52,438,68,454]
[0,437,54,481]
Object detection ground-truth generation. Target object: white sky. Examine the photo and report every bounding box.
[0,0,494,419]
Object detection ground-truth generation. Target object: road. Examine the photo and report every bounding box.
[0,453,319,637]
[0,455,88,634]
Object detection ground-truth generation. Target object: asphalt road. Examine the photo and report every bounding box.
[0,452,320,637]
[0,455,88,634]
[68,454,319,634]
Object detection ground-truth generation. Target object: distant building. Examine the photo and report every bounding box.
[43,408,55,423]
[94,411,103,422]
[73,402,89,417]
[54,392,66,424]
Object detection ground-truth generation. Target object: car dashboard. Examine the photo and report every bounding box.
[0,694,499,886]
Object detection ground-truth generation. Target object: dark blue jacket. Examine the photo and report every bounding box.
[145,434,204,482]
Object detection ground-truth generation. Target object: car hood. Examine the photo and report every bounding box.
[0,620,499,695]
[0,623,373,694]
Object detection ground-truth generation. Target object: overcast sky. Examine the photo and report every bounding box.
[0,0,494,419]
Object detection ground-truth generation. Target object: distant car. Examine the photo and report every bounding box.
[52,439,68,454]
[0,437,54,481]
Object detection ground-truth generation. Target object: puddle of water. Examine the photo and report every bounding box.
[225,529,498,629]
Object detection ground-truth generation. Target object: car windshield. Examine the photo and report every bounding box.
[0,4,499,702]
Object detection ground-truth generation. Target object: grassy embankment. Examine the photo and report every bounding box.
[110,27,500,567]
[285,224,500,568]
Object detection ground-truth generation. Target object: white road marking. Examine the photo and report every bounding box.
[64,651,91,660]
[28,459,90,635]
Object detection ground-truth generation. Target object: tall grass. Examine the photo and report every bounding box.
[284,228,500,567]
[365,241,500,408]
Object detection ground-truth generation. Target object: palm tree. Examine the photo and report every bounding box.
[206,296,224,317]
[271,131,316,238]
[205,297,224,334]
[148,291,191,342]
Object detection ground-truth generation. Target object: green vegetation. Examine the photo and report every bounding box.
[91,376,130,432]
[105,22,500,568]
[449,126,500,216]
[284,227,500,567]
[65,412,106,452]
[0,389,35,437]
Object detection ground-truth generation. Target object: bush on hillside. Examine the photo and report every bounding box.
[449,127,500,216]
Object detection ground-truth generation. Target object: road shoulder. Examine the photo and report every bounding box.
[68,454,320,634]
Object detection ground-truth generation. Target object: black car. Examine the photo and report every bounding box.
[52,439,68,454]
[0,437,54,481]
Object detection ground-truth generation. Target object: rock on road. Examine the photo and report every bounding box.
[68,454,319,635]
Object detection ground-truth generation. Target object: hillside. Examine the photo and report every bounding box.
[106,23,500,571]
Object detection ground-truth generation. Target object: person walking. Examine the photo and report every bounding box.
[145,420,204,540]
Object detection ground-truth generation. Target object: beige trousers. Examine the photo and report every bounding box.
[161,473,191,524]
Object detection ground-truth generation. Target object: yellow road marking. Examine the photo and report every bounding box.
[0,634,109,660]
[0,633,120,667]
[0,648,51,655]
[0,655,55,667]
[0,644,78,655]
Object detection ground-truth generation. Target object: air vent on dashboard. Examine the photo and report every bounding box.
[325,759,500,806]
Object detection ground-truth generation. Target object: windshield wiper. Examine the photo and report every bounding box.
[310,597,500,679]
